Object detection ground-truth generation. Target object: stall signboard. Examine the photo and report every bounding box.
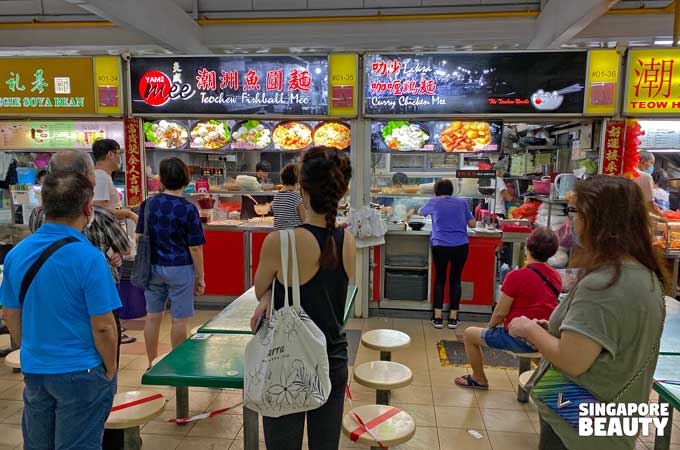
[143,119,350,152]
[601,120,625,176]
[124,118,144,207]
[371,119,501,153]
[625,49,680,114]
[584,49,621,115]
[0,120,124,149]
[639,120,680,149]
[364,52,588,116]
[456,169,496,179]
[129,56,345,116]
[0,57,122,116]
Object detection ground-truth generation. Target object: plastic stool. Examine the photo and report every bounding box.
[4,349,19,369]
[353,361,412,405]
[105,390,166,450]
[342,405,415,450]
[503,350,541,402]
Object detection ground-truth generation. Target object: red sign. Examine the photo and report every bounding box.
[602,120,625,176]
[124,118,143,207]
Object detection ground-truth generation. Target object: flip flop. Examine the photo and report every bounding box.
[455,374,489,390]
[121,334,137,345]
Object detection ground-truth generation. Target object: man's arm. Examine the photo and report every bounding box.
[90,312,118,379]
[3,308,21,347]
[488,293,514,328]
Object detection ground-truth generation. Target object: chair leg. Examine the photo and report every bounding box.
[380,351,391,362]
[518,357,531,375]
[376,390,389,405]
[123,427,142,450]
[517,357,531,403]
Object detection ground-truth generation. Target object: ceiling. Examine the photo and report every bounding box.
[0,0,676,55]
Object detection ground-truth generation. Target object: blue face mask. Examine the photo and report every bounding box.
[644,164,655,175]
[569,221,582,248]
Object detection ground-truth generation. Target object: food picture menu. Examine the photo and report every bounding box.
[0,121,124,149]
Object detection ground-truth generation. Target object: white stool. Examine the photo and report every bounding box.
[0,334,10,351]
[503,350,541,403]
[4,349,19,369]
[342,405,415,450]
[105,390,166,450]
[353,361,412,405]
[361,330,410,362]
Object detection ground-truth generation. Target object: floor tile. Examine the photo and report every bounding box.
[2,410,21,426]
[116,369,146,387]
[488,431,538,449]
[474,389,525,411]
[390,385,434,405]
[138,434,182,450]
[0,424,22,447]
[481,408,535,433]
[0,382,18,397]
[391,403,437,427]
[431,385,477,408]
[188,414,243,439]
[175,437,232,450]
[484,372,515,392]
[207,393,245,415]
[165,391,219,412]
[0,385,22,402]
[434,405,485,430]
[227,439,265,450]
[392,426,439,450]
[142,412,197,437]
[429,367,469,386]
[438,427,492,450]
[0,366,22,381]
[0,401,23,422]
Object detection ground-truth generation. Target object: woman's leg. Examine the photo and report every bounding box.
[432,246,449,319]
[461,327,488,385]
[263,412,305,450]
[143,267,168,368]
[448,244,469,320]
[144,312,164,368]
[170,318,189,349]
[167,266,195,349]
[539,417,569,450]
[306,362,349,450]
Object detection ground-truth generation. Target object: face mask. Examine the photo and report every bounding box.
[569,221,582,248]
[644,164,655,175]
[84,209,95,231]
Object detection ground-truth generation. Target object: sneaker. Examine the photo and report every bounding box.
[448,319,459,329]
[431,317,444,329]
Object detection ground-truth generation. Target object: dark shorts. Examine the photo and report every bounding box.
[481,327,536,353]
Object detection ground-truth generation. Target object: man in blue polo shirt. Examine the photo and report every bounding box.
[1,171,120,450]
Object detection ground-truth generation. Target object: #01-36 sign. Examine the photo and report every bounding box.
[129,56,329,116]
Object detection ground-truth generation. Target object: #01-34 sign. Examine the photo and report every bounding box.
[364,52,588,116]
[130,56,329,116]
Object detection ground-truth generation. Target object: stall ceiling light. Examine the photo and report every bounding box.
[654,40,676,45]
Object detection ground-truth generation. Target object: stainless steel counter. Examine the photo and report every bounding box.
[386,229,502,238]
[202,221,275,232]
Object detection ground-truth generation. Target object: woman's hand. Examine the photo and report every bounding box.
[250,299,271,332]
[534,319,550,330]
[508,316,535,339]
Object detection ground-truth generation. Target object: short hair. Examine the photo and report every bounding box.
[42,171,93,220]
[392,172,408,186]
[160,157,190,190]
[640,150,654,163]
[280,163,299,186]
[434,179,454,196]
[653,168,669,189]
[36,169,47,181]
[48,151,95,178]
[92,139,120,162]
[526,227,559,262]
[256,161,272,173]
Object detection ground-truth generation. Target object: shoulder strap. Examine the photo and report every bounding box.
[526,265,560,298]
[19,236,79,306]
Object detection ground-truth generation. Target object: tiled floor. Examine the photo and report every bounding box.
[1,312,680,450]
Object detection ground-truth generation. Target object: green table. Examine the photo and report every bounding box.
[661,297,680,356]
[654,355,680,450]
[141,334,258,450]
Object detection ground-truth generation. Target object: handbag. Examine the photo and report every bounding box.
[131,199,152,289]
[244,229,331,418]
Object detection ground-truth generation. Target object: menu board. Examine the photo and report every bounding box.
[144,119,350,151]
[0,120,124,149]
[370,120,501,153]
[130,56,329,116]
[639,120,680,149]
[364,52,588,116]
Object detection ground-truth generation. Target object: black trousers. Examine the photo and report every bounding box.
[539,418,569,450]
[263,361,349,450]
[432,244,469,311]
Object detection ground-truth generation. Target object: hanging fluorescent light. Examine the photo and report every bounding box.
[654,40,675,45]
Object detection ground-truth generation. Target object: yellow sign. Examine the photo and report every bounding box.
[625,48,680,115]
[584,49,621,115]
[329,54,358,117]
[0,57,98,116]
[94,56,122,115]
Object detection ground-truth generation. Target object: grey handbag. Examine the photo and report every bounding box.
[131,199,152,288]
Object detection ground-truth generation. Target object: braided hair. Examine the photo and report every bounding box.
[300,146,352,270]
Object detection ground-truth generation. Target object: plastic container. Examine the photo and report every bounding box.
[17,167,36,184]
[532,178,551,195]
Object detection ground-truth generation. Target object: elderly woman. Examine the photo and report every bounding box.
[509,175,667,450]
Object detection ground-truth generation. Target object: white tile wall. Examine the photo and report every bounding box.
[365,0,423,7]
[309,0,365,9]
[199,0,253,11]
[253,0,309,10]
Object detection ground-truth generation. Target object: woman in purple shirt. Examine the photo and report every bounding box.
[419,179,476,329]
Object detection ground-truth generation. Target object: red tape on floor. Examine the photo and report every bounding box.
[110,393,164,412]
[168,401,244,424]
[349,406,401,448]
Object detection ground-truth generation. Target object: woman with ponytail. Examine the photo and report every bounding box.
[251,146,356,450]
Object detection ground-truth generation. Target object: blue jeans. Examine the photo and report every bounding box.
[23,365,116,450]
[481,327,537,353]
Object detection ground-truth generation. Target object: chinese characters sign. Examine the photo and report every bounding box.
[364,52,588,115]
[124,118,144,207]
[0,58,98,115]
[625,49,680,114]
[129,56,330,115]
[601,120,625,176]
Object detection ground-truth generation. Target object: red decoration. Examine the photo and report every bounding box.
[602,120,625,176]
[124,118,144,207]
[622,119,645,179]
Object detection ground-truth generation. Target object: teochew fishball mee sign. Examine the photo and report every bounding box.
[363,52,592,116]
[129,56,357,117]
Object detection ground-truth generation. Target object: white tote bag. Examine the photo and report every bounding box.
[244,229,331,417]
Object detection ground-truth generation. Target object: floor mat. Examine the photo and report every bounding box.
[438,340,520,369]
[346,330,361,367]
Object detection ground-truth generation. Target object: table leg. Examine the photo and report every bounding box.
[380,351,391,362]
[243,406,259,450]
[654,403,673,450]
[175,387,189,425]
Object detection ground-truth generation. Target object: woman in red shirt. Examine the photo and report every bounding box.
[455,227,561,389]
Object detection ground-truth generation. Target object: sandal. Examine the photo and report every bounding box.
[121,334,137,345]
[455,374,489,390]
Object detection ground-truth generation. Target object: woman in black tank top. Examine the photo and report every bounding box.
[252,147,355,450]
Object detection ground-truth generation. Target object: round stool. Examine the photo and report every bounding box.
[4,349,19,369]
[151,353,169,367]
[354,361,412,405]
[361,330,410,361]
[0,334,10,350]
[106,390,166,450]
[342,405,415,450]
[502,350,541,403]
